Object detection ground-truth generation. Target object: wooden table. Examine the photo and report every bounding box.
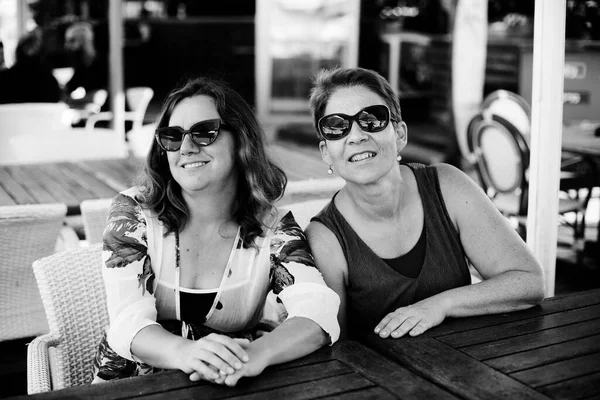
[562,122,600,158]
[365,288,600,400]
[12,290,599,399]
[0,144,335,214]
[15,340,460,399]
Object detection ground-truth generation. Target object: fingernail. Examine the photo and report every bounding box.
[227,367,235,374]
[242,355,249,362]
[374,328,380,333]
[380,331,387,337]
[235,362,243,369]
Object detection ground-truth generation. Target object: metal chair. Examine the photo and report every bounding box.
[467,112,594,257]
[27,244,107,394]
[0,203,67,341]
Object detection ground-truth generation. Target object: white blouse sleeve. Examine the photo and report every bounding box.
[102,193,160,361]
[268,211,341,344]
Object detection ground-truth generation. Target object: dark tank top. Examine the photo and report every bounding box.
[312,163,471,339]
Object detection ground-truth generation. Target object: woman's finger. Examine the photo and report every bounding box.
[391,316,421,338]
[204,335,249,364]
[188,359,221,382]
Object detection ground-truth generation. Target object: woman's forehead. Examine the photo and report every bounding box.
[325,86,383,114]
[169,95,219,127]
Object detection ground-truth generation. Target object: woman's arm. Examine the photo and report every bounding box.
[374,164,545,338]
[219,211,340,386]
[306,220,349,338]
[103,193,247,381]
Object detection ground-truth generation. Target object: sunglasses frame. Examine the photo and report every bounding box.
[317,104,396,141]
[155,118,226,152]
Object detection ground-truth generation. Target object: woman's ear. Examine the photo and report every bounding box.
[395,121,408,152]
[319,140,332,165]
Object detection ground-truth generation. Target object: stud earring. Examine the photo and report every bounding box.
[327,165,333,175]
[396,154,402,162]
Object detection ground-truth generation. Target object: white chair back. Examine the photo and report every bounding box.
[80,198,112,244]
[125,87,154,131]
[481,90,531,138]
[0,203,67,341]
[27,244,107,393]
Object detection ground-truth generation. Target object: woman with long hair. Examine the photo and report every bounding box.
[92,77,340,386]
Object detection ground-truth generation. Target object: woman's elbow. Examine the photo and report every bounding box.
[525,267,546,306]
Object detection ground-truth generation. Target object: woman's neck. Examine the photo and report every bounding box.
[342,165,406,220]
[182,184,238,228]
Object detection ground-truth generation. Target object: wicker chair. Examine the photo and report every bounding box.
[80,198,113,244]
[27,243,107,394]
[0,203,67,342]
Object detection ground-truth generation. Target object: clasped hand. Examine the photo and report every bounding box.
[374,297,446,338]
[179,333,266,386]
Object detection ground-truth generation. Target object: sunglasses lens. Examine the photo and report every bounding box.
[189,120,220,146]
[157,128,183,151]
[357,106,389,132]
[320,116,350,140]
[156,119,222,151]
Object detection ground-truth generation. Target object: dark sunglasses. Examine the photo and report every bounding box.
[155,119,225,152]
[318,104,395,141]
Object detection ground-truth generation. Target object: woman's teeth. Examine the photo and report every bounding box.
[350,152,376,162]
[183,161,208,169]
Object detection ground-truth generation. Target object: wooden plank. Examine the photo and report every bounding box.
[536,371,600,400]
[54,162,117,199]
[21,165,80,205]
[144,373,373,400]
[364,336,549,400]
[424,289,600,338]
[510,353,600,388]
[319,386,398,400]
[463,319,600,361]
[22,357,350,400]
[4,166,56,204]
[484,333,600,374]
[0,183,17,206]
[332,340,459,399]
[37,163,95,200]
[76,160,132,192]
[437,304,600,348]
[0,167,43,204]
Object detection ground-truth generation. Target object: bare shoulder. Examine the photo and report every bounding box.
[432,163,493,223]
[305,220,348,282]
[434,163,487,202]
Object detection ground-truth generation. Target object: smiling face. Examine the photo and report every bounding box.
[166,95,238,197]
[319,85,407,185]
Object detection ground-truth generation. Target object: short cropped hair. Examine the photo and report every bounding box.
[309,67,402,139]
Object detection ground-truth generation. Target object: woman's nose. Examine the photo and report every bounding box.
[347,122,369,144]
[180,133,200,154]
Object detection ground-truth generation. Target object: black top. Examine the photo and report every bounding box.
[312,163,471,339]
[180,291,217,324]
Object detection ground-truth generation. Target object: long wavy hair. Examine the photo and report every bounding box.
[135,77,287,246]
[309,67,403,139]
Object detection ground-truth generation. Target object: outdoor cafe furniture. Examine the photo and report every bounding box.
[27,244,107,394]
[80,198,113,244]
[0,102,128,166]
[0,203,66,342]
[0,145,341,215]
[20,287,600,399]
[85,87,154,132]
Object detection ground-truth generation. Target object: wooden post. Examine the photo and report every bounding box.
[527,0,566,297]
[109,0,126,144]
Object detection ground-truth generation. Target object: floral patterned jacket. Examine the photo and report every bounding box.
[101,188,340,362]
